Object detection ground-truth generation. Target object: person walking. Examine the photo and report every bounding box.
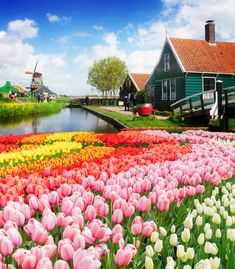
[124,95,130,111]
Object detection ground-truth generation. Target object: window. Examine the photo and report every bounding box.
[164,54,170,72]
[162,80,168,100]
[126,78,131,87]
[170,79,176,100]
[203,77,215,99]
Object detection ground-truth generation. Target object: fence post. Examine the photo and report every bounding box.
[217,80,228,131]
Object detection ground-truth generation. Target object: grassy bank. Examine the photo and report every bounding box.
[85,106,196,129]
[0,102,65,119]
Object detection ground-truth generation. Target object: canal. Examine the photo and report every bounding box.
[0,107,118,135]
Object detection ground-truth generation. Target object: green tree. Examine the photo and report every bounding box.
[88,56,127,96]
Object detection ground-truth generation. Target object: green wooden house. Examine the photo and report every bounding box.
[145,21,235,110]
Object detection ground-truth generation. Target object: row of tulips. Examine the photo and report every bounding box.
[0,130,234,268]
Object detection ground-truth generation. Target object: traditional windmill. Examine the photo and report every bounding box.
[25,61,43,92]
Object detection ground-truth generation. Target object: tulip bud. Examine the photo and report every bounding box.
[159,227,167,237]
[192,209,197,218]
[145,256,154,269]
[154,239,163,253]
[176,245,185,259]
[226,182,232,190]
[169,233,178,246]
[196,204,203,214]
[204,242,212,254]
[227,228,235,242]
[205,228,212,240]
[146,245,154,257]
[184,217,193,229]
[204,223,210,232]
[186,247,195,260]
[215,229,221,239]
[197,233,204,245]
[150,231,159,243]
[205,198,213,207]
[223,211,228,219]
[170,225,176,234]
[196,216,203,226]
[226,216,233,227]
[212,213,221,225]
[210,257,220,269]
[181,228,190,243]
[210,243,218,255]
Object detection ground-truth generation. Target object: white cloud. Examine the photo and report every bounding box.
[73,31,89,38]
[46,13,71,24]
[58,35,70,44]
[8,19,38,39]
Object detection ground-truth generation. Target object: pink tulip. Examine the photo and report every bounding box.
[157,197,170,212]
[63,224,81,241]
[21,255,37,269]
[73,234,86,250]
[61,198,74,216]
[112,209,123,224]
[82,227,95,245]
[131,216,143,235]
[58,239,75,261]
[73,249,101,269]
[44,244,57,259]
[57,213,66,227]
[29,196,40,211]
[82,192,94,207]
[41,212,56,231]
[138,196,151,212]
[36,257,52,269]
[84,205,97,221]
[114,249,133,267]
[24,219,48,244]
[60,184,72,197]
[54,260,70,269]
[0,237,13,256]
[48,191,59,205]
[6,227,22,247]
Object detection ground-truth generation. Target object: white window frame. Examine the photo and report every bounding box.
[162,80,168,100]
[170,79,176,100]
[203,77,216,99]
[164,53,170,72]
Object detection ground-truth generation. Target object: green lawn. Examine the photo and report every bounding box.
[85,106,203,130]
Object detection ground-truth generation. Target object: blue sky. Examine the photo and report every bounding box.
[0,0,234,95]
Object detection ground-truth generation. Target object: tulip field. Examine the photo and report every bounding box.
[0,130,235,269]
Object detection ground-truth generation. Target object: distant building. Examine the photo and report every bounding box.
[145,21,235,110]
[120,73,150,103]
[0,81,26,95]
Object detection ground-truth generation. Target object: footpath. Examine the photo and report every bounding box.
[99,105,169,120]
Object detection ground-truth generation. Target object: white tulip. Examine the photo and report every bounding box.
[192,209,197,218]
[196,215,203,226]
[176,245,185,259]
[186,247,195,260]
[215,229,221,238]
[226,216,233,227]
[197,233,205,245]
[150,231,159,243]
[204,223,211,232]
[210,243,218,255]
[204,242,212,254]
[196,204,203,214]
[205,228,212,240]
[210,257,220,269]
[212,213,221,225]
[219,206,225,215]
[215,201,221,209]
[159,227,167,237]
[184,216,193,229]
[146,245,154,257]
[227,228,235,242]
[145,256,154,269]
[223,210,228,219]
[226,182,232,190]
[169,233,178,246]
[230,204,235,214]
[154,239,163,253]
[181,228,190,243]
[205,198,214,207]
[170,225,176,234]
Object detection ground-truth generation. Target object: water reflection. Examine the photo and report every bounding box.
[0,108,118,135]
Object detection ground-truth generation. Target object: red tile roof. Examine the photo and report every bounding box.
[170,38,235,74]
[129,73,150,90]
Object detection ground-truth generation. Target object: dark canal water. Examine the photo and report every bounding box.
[0,107,118,135]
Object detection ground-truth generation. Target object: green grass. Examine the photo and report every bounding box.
[85,106,198,129]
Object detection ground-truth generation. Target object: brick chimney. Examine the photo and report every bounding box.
[205,20,215,43]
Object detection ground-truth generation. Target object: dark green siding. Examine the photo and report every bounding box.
[146,39,184,110]
[217,75,235,90]
[185,74,202,97]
